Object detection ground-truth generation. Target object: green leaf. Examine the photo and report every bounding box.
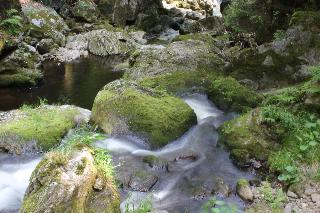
[309,141,317,146]
[299,145,308,151]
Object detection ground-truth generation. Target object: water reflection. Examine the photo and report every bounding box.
[0,55,124,111]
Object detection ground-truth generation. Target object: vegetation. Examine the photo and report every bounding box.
[202,197,238,213]
[0,101,79,151]
[0,9,23,35]
[92,85,197,148]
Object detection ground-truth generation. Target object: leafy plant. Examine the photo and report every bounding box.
[0,9,23,35]
[202,197,238,213]
[262,106,298,131]
[273,30,286,41]
[125,195,152,213]
[296,115,320,157]
[278,165,300,185]
[260,182,287,210]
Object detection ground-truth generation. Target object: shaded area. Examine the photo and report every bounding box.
[0,55,124,111]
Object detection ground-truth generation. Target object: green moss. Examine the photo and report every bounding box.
[208,77,261,112]
[230,149,250,165]
[0,105,78,151]
[173,33,215,44]
[237,179,250,188]
[92,87,197,148]
[0,68,42,87]
[139,70,219,94]
[290,11,320,32]
[219,109,278,161]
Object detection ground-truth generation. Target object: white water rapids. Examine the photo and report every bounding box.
[0,156,41,212]
[95,94,252,212]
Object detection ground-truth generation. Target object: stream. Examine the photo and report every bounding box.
[95,94,254,212]
[0,55,123,111]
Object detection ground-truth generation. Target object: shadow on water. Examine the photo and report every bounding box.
[0,55,124,111]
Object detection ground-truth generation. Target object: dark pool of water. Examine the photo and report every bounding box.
[0,55,124,111]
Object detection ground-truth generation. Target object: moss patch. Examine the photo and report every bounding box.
[0,105,78,151]
[91,82,197,148]
[139,70,219,94]
[290,10,320,32]
[208,77,261,112]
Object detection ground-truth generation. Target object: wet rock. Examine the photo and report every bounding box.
[213,177,231,197]
[91,79,197,148]
[0,43,42,87]
[129,171,158,192]
[20,148,121,213]
[236,179,253,201]
[22,2,69,46]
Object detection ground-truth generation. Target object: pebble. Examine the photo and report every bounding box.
[287,190,298,199]
[311,194,320,203]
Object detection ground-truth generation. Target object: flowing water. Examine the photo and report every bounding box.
[0,55,124,111]
[95,94,254,212]
[0,154,41,212]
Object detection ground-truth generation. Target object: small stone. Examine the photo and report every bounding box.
[287,190,298,199]
[262,55,274,66]
[304,187,314,195]
[301,203,308,208]
[93,177,104,190]
[236,179,253,201]
[284,203,292,213]
[311,193,320,203]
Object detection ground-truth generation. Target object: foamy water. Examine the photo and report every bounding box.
[95,94,252,212]
[0,157,41,212]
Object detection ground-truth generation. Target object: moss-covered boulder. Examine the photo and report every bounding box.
[71,0,100,22]
[219,108,279,162]
[0,105,90,154]
[139,70,219,94]
[125,39,224,80]
[208,77,261,112]
[0,43,42,87]
[91,80,197,148]
[22,2,69,46]
[290,11,320,32]
[20,147,120,213]
[236,179,253,201]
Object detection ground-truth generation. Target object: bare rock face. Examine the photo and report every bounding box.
[112,0,162,26]
[20,148,121,213]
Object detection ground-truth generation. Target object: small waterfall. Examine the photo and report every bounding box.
[212,0,223,17]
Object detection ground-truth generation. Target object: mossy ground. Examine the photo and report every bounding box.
[92,87,197,148]
[208,76,261,112]
[0,104,78,151]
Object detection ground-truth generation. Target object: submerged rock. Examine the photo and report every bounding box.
[91,79,197,148]
[0,43,42,87]
[20,147,120,213]
[0,105,90,155]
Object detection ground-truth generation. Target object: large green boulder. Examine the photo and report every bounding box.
[22,2,69,46]
[0,43,42,87]
[219,108,279,162]
[125,39,224,80]
[91,80,197,148]
[20,147,120,213]
[0,105,90,154]
[208,76,261,112]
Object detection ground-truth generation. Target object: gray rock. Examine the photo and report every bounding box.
[236,179,253,201]
[311,194,320,203]
[287,190,298,199]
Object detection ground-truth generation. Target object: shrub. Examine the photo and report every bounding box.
[0,9,23,35]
